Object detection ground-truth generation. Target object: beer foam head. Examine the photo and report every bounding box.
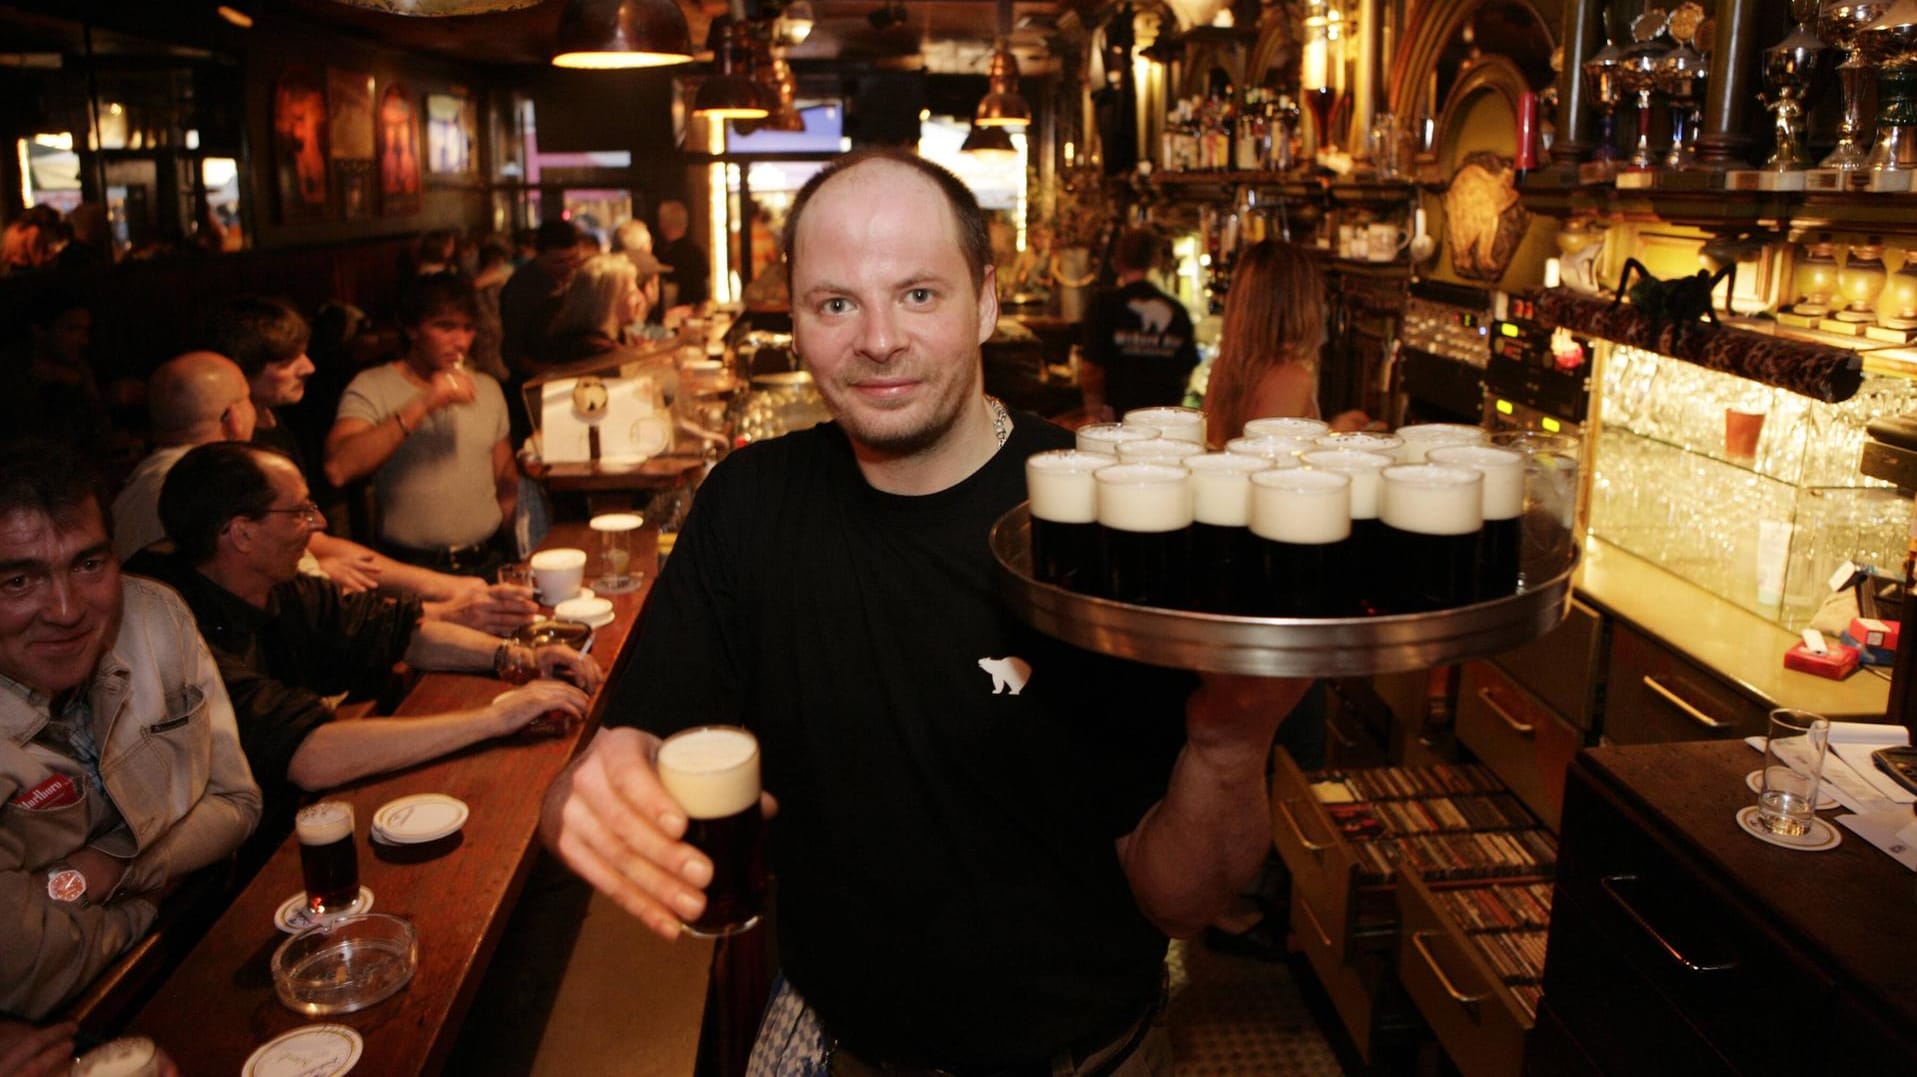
[1117,437,1204,465]
[1225,435,1311,467]
[1301,450,1393,520]
[1244,416,1330,440]
[1076,422,1156,454]
[73,1038,158,1077]
[1026,450,1107,524]
[657,726,761,820]
[1095,463,1194,533]
[296,801,354,844]
[1427,445,1524,520]
[1249,468,1351,544]
[1185,453,1268,526]
[1380,464,1483,535]
[530,547,588,570]
[1315,432,1404,457]
[1393,423,1487,462]
[1123,406,1206,444]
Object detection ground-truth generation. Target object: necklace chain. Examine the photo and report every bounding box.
[986,395,1011,447]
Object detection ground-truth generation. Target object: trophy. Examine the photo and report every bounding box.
[1819,1,1893,170]
[1763,2,1827,170]
[1860,0,1917,173]
[1654,4,1710,170]
[1581,1,1626,164]
[1617,12,1673,171]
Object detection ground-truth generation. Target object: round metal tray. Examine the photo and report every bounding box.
[991,503,1578,677]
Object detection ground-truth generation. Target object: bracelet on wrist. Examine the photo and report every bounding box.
[396,411,413,435]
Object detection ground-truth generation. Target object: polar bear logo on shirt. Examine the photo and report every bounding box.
[1126,297,1176,335]
[977,656,1033,696]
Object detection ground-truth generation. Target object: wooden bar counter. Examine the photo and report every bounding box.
[125,522,699,1074]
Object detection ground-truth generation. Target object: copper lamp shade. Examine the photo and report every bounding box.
[974,44,1031,128]
[695,19,770,119]
[960,123,1018,159]
[552,0,694,69]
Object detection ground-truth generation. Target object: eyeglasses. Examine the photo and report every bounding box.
[261,500,324,525]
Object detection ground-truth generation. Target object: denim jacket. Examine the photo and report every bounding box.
[0,576,261,1019]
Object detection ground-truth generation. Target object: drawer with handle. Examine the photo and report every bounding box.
[1456,661,1586,830]
[1602,623,1770,744]
[1268,750,1399,966]
[1396,870,1546,1077]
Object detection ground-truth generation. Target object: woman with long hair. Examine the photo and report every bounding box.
[543,252,652,367]
[1202,240,1369,444]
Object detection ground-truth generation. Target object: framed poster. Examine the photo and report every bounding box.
[426,92,476,175]
[378,82,422,215]
[272,66,329,222]
[327,69,375,220]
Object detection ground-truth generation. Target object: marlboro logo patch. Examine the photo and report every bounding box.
[9,773,81,812]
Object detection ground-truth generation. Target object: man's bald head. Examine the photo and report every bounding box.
[148,351,257,446]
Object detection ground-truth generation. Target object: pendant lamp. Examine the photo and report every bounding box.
[695,16,770,120]
[960,123,1018,160]
[552,0,694,69]
[974,0,1030,129]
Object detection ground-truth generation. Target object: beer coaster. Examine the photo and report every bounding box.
[553,595,615,628]
[372,793,469,844]
[276,886,375,934]
[1735,806,1841,852]
[1743,770,1839,811]
[243,1023,363,1076]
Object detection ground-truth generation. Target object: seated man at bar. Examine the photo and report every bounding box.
[1079,228,1199,422]
[144,443,599,830]
[0,438,261,1020]
[114,349,533,635]
[540,151,1307,1075]
[323,274,518,580]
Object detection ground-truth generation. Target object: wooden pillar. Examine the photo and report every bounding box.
[1550,0,1606,167]
[1695,0,1760,169]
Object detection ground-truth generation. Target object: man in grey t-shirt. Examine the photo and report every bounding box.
[324,274,515,577]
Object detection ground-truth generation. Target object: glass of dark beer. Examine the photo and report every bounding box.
[1122,405,1206,446]
[1225,435,1311,469]
[1186,453,1272,613]
[656,725,767,937]
[1314,431,1404,458]
[1249,468,1353,617]
[1244,416,1330,441]
[1025,449,1109,593]
[1076,422,1156,456]
[1490,430,1583,585]
[297,801,360,916]
[1300,449,1394,613]
[1428,444,1525,600]
[1116,437,1204,465]
[1379,464,1484,611]
[1094,462,1195,608]
[1393,423,1487,462]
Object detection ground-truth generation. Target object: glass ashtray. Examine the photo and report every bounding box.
[272,912,418,1015]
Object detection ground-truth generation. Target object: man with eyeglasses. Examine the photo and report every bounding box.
[114,350,535,636]
[137,442,601,835]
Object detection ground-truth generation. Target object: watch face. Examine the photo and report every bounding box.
[48,867,86,902]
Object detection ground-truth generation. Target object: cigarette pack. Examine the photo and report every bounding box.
[1847,616,1901,651]
[1784,640,1860,680]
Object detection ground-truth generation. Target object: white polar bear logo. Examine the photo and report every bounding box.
[1126,297,1175,335]
[977,656,1033,696]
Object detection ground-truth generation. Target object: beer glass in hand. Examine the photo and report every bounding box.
[297,802,360,915]
[655,726,767,937]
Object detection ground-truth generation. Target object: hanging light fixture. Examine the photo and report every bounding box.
[552,0,694,69]
[215,2,259,28]
[960,123,1018,161]
[773,0,815,45]
[694,15,770,120]
[974,0,1030,128]
[760,50,807,131]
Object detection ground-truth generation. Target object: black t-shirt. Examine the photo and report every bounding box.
[656,235,710,307]
[605,413,1194,1068]
[1081,280,1199,417]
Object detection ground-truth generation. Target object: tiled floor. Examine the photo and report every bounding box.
[1167,940,1348,1076]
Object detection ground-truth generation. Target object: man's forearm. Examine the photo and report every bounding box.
[1116,744,1272,939]
[288,709,506,791]
[403,617,503,672]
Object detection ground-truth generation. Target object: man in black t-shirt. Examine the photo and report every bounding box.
[654,200,710,311]
[1079,228,1199,421]
[539,151,1307,1076]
